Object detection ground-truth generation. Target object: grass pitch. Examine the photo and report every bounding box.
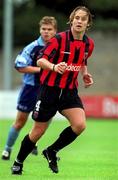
[0,118,118,180]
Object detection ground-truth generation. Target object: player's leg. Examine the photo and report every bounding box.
[11,121,49,175]
[42,89,86,173]
[47,107,86,150]
[43,108,86,173]
[11,84,58,175]
[62,107,86,135]
[2,111,29,160]
[12,85,60,174]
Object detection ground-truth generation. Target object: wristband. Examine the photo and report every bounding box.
[52,64,55,71]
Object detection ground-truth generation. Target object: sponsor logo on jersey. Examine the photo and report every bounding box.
[66,64,81,71]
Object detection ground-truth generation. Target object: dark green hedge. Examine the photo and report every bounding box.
[1,1,118,46]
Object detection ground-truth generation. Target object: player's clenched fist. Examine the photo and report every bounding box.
[53,62,67,74]
[83,73,94,88]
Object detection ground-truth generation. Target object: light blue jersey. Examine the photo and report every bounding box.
[15,36,45,86]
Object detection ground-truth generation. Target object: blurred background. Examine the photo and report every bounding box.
[0,3,117,178]
[0,0,118,118]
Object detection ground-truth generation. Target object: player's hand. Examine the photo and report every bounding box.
[54,62,67,74]
[83,73,94,88]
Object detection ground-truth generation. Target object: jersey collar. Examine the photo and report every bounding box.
[37,36,45,46]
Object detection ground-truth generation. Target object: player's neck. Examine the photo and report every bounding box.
[71,28,85,40]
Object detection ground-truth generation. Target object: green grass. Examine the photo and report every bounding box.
[0,119,118,180]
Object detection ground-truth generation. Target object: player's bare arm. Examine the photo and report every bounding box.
[16,66,41,73]
[80,65,94,88]
[37,58,67,74]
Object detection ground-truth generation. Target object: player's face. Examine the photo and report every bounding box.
[71,9,89,34]
[40,24,56,43]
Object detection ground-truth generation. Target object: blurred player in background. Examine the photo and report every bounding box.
[1,16,57,160]
[11,6,94,175]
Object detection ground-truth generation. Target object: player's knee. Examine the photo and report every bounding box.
[72,121,86,135]
[13,123,24,130]
[79,122,86,132]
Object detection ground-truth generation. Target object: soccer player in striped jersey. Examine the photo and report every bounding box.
[11,6,94,175]
[2,16,57,160]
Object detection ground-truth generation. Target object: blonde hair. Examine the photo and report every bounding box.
[68,6,93,28]
[39,16,57,30]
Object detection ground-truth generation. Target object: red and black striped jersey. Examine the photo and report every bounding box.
[37,29,94,89]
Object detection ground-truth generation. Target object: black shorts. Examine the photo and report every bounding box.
[32,84,84,122]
